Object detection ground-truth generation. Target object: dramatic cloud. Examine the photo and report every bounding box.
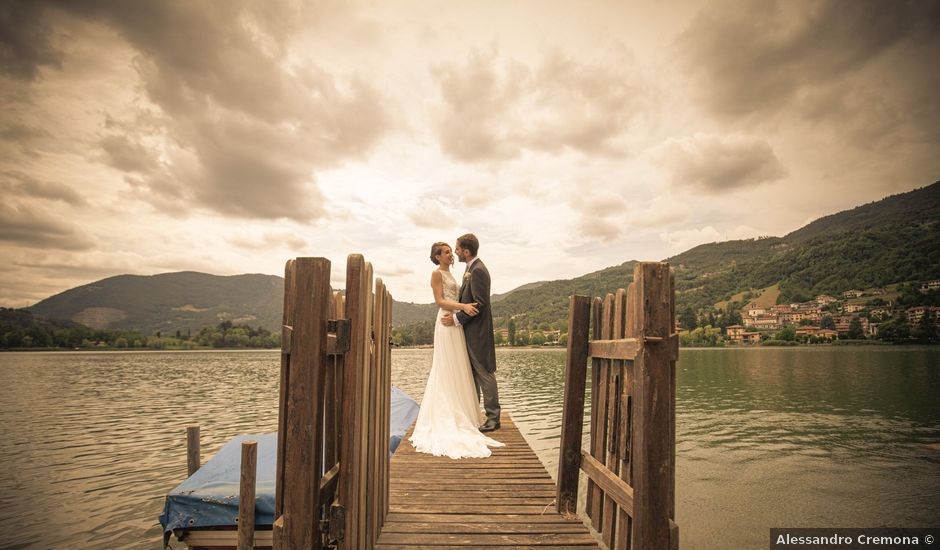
[2,171,85,205]
[0,122,49,141]
[0,203,95,250]
[660,225,760,254]
[570,187,628,241]
[227,231,308,252]
[0,0,935,307]
[434,47,648,162]
[654,133,787,192]
[98,134,160,174]
[17,0,395,222]
[0,1,61,80]
[677,0,920,118]
[408,197,457,230]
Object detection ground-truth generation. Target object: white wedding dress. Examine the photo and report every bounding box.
[409,270,505,458]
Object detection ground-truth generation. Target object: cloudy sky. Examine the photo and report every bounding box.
[1,0,938,306]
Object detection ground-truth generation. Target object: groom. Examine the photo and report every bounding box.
[442,233,501,432]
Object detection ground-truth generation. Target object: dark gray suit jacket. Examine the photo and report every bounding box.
[454,258,497,373]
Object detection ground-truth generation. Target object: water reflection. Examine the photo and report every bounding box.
[0,347,937,549]
[0,351,281,550]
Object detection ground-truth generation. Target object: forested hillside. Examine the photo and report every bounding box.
[19,182,939,345]
[393,182,940,343]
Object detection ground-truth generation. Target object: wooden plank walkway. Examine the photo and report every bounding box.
[375,414,601,549]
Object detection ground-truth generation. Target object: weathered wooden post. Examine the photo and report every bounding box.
[238,440,257,550]
[556,294,591,516]
[338,255,372,550]
[275,257,331,550]
[599,292,617,549]
[631,262,676,550]
[587,296,603,529]
[557,261,677,550]
[187,425,200,476]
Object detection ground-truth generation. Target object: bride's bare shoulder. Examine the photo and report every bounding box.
[430,269,443,283]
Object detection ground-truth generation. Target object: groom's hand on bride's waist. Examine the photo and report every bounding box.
[441,313,455,326]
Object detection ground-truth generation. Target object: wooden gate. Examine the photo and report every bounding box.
[556,262,678,550]
[273,255,392,550]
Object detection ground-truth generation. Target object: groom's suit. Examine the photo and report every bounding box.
[454,258,500,423]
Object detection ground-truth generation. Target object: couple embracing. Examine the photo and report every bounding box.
[409,233,504,459]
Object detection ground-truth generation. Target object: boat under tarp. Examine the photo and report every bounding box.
[160,386,419,548]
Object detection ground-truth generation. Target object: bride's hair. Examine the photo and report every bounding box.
[430,242,449,265]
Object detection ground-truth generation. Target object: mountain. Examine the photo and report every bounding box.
[488,181,940,328]
[785,183,940,243]
[491,262,638,326]
[28,272,285,335]
[666,181,940,311]
[492,281,548,302]
[392,301,439,326]
[27,270,443,333]
[23,182,940,336]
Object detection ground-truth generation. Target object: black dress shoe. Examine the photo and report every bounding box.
[479,420,500,432]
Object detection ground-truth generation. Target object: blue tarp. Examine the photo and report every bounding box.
[160,387,419,545]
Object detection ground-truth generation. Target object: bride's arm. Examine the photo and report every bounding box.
[431,271,478,316]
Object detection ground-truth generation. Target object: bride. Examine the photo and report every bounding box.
[409,242,505,458]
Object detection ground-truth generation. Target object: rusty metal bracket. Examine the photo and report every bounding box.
[642,333,679,361]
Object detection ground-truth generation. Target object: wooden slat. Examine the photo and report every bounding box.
[617,285,634,550]
[667,269,677,524]
[600,293,617,549]
[376,532,600,545]
[386,513,584,524]
[278,257,331,550]
[390,489,556,498]
[274,260,293,518]
[580,451,634,516]
[339,254,367,550]
[358,261,374,549]
[380,522,588,534]
[237,440,257,550]
[589,338,639,360]
[376,415,599,549]
[587,296,603,528]
[368,277,383,547]
[630,263,673,550]
[556,294,591,516]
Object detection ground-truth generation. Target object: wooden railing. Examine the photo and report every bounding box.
[557,262,678,550]
[273,255,392,550]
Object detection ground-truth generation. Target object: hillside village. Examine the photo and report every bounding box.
[707,279,940,345]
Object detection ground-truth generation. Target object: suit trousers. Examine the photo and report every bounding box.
[470,360,500,423]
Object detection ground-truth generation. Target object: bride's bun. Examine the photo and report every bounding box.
[430,242,448,265]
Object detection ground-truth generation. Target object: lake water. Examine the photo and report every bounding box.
[0,347,937,549]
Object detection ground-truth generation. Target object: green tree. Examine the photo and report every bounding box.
[775,325,797,342]
[820,315,836,330]
[679,307,697,330]
[912,310,939,344]
[847,316,865,339]
[508,318,517,346]
[876,316,911,343]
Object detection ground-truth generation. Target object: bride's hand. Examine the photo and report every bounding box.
[462,303,479,316]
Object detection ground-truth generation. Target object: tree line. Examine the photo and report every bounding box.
[0,309,279,350]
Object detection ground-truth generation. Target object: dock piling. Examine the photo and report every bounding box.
[186,425,200,476]
[238,440,257,550]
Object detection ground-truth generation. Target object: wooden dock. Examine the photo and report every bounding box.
[258,255,676,550]
[376,415,600,549]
